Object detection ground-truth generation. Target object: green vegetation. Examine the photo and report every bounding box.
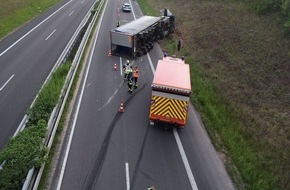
[27,63,71,126]
[0,120,47,190]
[240,0,290,34]
[139,0,290,189]
[0,0,60,38]
[0,63,71,189]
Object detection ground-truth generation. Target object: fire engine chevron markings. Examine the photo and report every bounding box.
[151,97,187,120]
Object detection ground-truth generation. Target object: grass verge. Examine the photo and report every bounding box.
[0,0,60,38]
[138,0,290,189]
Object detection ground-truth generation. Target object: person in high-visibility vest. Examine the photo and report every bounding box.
[128,79,133,93]
[127,75,133,93]
[123,60,131,80]
[133,65,139,88]
[126,65,133,93]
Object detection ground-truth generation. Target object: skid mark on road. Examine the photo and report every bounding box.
[129,122,151,190]
[82,84,147,190]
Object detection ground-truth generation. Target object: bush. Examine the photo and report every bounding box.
[27,63,71,126]
[282,0,290,33]
[0,120,47,190]
[0,62,70,189]
[254,0,281,13]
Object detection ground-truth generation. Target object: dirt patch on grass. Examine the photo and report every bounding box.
[146,0,290,189]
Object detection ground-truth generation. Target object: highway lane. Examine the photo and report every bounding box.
[53,0,235,189]
[0,0,96,150]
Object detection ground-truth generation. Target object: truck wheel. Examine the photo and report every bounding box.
[137,51,142,57]
[141,46,147,55]
[146,44,150,51]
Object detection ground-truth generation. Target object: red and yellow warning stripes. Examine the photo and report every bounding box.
[150,95,188,121]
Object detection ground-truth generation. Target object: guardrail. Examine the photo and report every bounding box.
[20,0,105,189]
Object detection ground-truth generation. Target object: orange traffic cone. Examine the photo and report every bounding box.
[119,101,124,113]
[108,50,112,56]
[114,63,117,71]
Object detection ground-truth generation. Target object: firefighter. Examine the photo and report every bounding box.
[127,65,133,93]
[128,66,133,81]
[133,65,139,88]
[128,79,133,93]
[123,60,131,80]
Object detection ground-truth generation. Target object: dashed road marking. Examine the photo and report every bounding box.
[126,162,130,190]
[69,10,74,16]
[45,29,56,40]
[0,74,14,91]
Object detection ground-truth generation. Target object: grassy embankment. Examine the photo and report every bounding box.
[139,0,290,189]
[0,0,60,39]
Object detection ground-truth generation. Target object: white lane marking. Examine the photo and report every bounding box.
[128,0,136,20]
[56,1,108,189]
[45,29,56,40]
[69,10,74,16]
[0,0,73,57]
[146,53,155,75]
[146,46,198,190]
[0,74,14,91]
[125,162,130,190]
[173,128,199,190]
[81,0,85,4]
[120,57,123,75]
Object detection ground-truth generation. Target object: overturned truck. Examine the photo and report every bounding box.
[110,9,174,59]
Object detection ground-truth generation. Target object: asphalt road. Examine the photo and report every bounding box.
[51,0,235,189]
[0,0,96,150]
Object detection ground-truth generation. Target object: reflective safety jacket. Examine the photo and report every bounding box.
[133,68,139,78]
[124,65,131,74]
